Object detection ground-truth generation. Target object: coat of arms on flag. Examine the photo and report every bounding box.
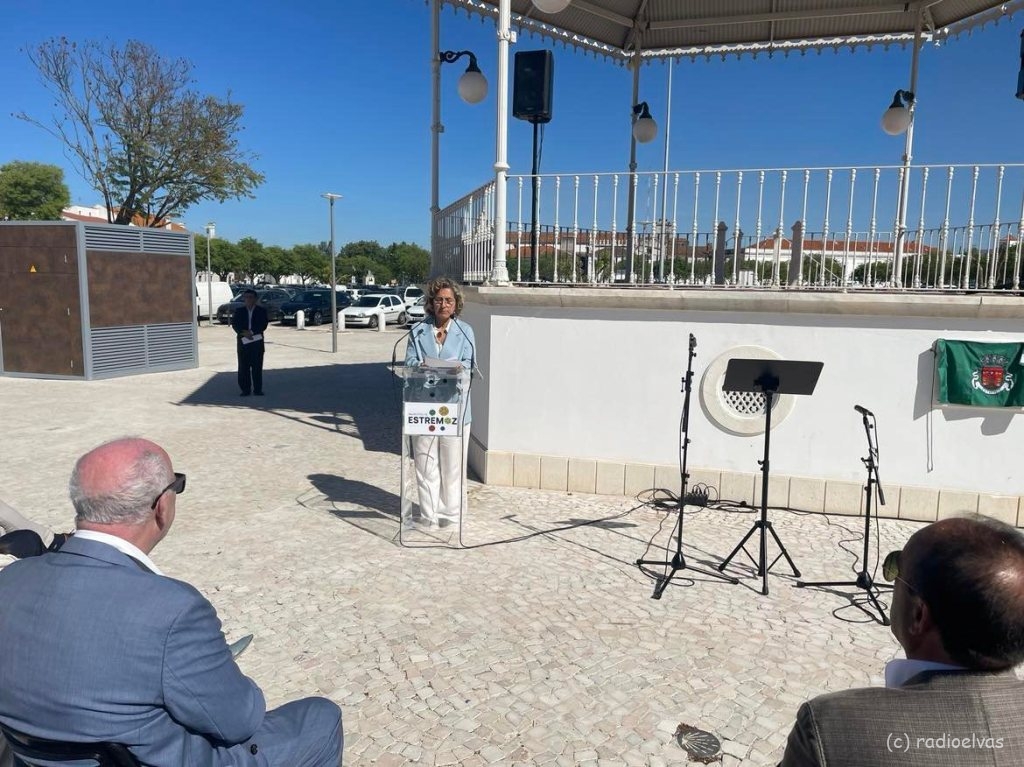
[936,340,1024,407]
[974,354,1014,394]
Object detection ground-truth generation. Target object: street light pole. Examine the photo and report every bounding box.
[204,222,215,327]
[322,193,342,353]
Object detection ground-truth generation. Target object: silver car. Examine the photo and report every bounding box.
[341,294,407,328]
[405,295,427,326]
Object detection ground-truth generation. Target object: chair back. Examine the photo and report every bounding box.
[0,723,141,767]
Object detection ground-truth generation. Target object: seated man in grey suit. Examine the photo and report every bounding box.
[780,515,1024,766]
[0,437,343,767]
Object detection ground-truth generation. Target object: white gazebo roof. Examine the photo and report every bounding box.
[442,0,1024,61]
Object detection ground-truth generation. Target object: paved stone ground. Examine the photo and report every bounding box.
[0,324,926,766]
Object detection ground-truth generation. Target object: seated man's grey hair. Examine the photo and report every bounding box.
[69,443,171,525]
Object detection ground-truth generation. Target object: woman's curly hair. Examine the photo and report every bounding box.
[423,276,465,317]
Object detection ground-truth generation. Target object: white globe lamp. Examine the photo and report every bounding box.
[458,65,488,104]
[881,90,914,136]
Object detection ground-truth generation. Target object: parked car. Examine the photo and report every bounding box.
[391,285,425,308]
[341,294,407,328]
[405,295,427,326]
[279,290,351,326]
[216,287,296,324]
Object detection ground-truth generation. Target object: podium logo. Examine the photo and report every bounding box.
[407,406,458,432]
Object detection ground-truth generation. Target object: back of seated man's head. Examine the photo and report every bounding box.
[905,515,1024,671]
[69,437,172,526]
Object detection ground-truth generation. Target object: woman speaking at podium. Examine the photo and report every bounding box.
[404,277,475,529]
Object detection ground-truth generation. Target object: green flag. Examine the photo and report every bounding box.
[935,340,1024,407]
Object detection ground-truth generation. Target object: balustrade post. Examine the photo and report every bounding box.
[789,220,804,286]
[714,221,728,286]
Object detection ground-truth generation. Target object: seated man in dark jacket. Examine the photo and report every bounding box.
[780,515,1024,766]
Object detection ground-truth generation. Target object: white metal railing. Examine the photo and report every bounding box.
[431,164,1024,291]
[433,180,495,282]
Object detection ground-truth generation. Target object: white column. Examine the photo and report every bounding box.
[488,0,512,285]
[430,0,442,270]
[893,9,923,288]
[624,53,641,284]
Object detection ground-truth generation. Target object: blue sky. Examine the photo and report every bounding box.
[1,1,1022,249]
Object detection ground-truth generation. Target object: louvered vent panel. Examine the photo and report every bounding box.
[83,225,144,252]
[83,224,191,256]
[90,327,147,374]
[141,230,191,255]
[145,323,194,365]
[89,323,194,376]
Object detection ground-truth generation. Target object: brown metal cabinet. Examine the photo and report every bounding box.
[0,222,197,379]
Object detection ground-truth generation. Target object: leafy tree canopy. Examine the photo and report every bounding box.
[338,240,386,262]
[19,38,263,227]
[0,161,70,220]
[385,242,431,284]
[292,243,329,284]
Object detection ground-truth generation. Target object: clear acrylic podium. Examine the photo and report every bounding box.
[396,363,471,547]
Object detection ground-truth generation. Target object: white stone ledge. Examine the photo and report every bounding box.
[467,285,1022,320]
[475,449,1024,528]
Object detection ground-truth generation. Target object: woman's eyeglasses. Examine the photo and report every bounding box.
[151,472,186,509]
[432,297,456,305]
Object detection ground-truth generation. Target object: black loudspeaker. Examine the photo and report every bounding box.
[513,50,554,123]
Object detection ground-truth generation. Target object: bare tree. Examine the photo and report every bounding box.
[18,38,264,226]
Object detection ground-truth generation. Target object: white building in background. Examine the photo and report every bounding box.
[61,204,188,233]
[744,236,934,280]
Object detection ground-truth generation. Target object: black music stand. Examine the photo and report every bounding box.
[717,358,823,595]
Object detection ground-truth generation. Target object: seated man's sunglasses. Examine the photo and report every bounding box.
[151,472,186,510]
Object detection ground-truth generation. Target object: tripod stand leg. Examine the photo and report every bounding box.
[865,585,891,626]
[718,522,759,572]
[766,522,801,578]
[638,549,740,599]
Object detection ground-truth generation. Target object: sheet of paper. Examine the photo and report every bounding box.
[423,356,462,370]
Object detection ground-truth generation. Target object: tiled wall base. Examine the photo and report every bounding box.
[471,447,1023,527]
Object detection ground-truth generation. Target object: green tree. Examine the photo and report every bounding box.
[0,161,70,220]
[219,239,249,279]
[338,255,391,285]
[270,245,299,284]
[292,243,329,284]
[19,38,263,226]
[263,246,290,283]
[339,240,385,262]
[851,258,915,286]
[192,233,238,280]
[386,242,430,284]
[238,237,271,280]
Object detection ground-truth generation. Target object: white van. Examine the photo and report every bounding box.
[195,281,234,320]
[392,285,424,308]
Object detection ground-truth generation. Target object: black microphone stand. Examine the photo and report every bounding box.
[796,409,892,625]
[636,334,738,598]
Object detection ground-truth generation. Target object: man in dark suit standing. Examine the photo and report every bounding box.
[232,289,269,396]
[0,437,342,766]
[779,515,1024,766]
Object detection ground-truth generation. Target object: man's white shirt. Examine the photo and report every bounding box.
[73,529,164,576]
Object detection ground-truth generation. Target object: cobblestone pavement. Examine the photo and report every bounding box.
[0,325,925,766]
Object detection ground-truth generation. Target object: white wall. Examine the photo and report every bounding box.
[463,289,1024,497]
